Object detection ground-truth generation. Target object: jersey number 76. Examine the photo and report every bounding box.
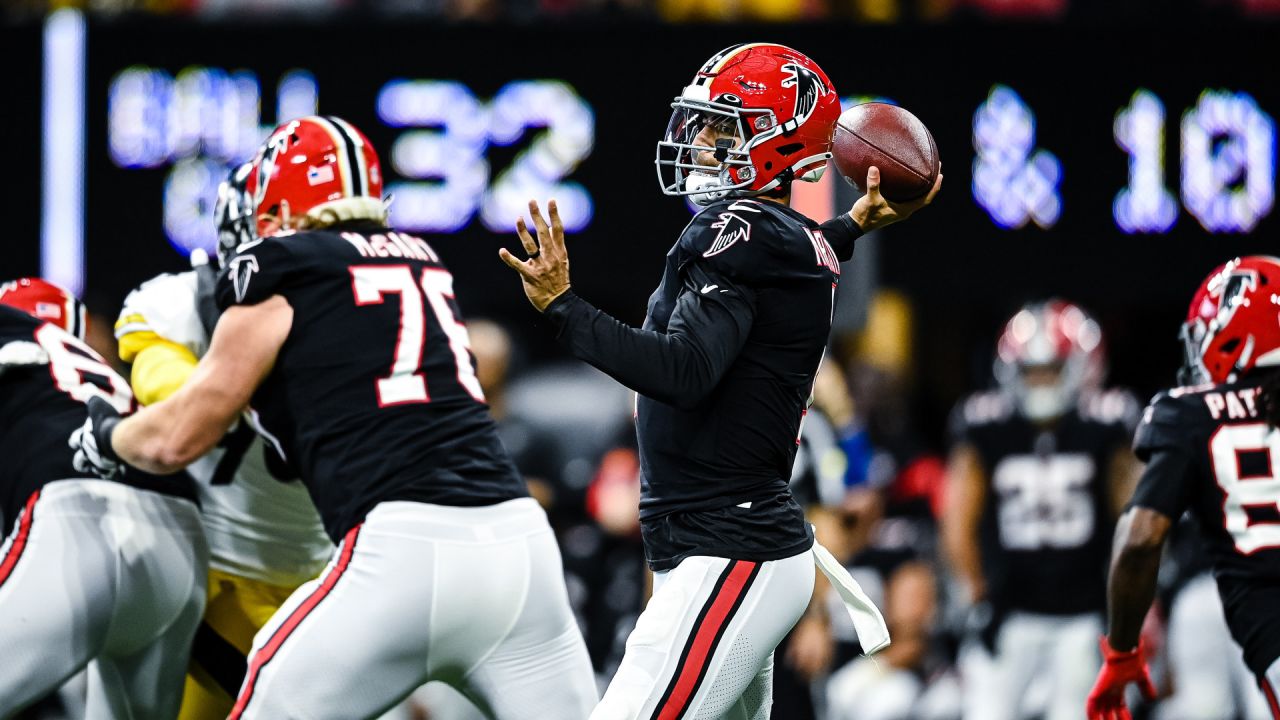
[350,265,485,407]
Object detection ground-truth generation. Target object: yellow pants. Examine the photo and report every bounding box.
[178,569,302,720]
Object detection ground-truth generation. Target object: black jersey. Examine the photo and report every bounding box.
[950,389,1139,615]
[544,199,859,571]
[215,224,527,542]
[1130,377,1280,675]
[0,306,195,536]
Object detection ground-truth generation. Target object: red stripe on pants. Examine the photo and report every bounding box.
[655,560,758,720]
[1261,675,1280,720]
[229,523,361,719]
[0,491,41,591]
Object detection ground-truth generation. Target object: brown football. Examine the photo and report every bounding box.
[832,102,940,202]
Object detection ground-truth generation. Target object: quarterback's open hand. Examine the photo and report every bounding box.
[500,199,572,312]
[69,396,125,480]
[850,164,943,233]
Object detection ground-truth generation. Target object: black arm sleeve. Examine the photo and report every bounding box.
[543,267,756,410]
[819,213,863,262]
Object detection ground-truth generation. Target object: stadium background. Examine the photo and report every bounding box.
[2,2,1279,718]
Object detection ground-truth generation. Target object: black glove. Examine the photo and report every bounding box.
[69,396,125,479]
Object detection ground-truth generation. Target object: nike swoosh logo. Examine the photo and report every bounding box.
[701,284,718,294]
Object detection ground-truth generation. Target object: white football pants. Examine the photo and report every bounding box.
[960,610,1101,720]
[593,550,815,720]
[1157,573,1270,720]
[230,497,598,720]
[0,479,208,720]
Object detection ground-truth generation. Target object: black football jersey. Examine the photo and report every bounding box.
[950,389,1140,615]
[1130,377,1280,675]
[0,306,196,536]
[215,223,527,542]
[545,198,857,571]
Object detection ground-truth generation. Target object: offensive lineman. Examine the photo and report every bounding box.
[500,44,940,719]
[71,115,597,719]
[0,278,207,718]
[1087,256,1280,720]
[114,162,332,719]
[943,300,1140,720]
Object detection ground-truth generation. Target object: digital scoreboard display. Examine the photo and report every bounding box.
[6,16,1278,404]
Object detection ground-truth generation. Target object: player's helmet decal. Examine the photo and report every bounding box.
[781,63,830,130]
[1181,256,1280,384]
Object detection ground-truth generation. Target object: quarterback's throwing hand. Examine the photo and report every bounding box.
[500,199,572,312]
[1086,637,1157,720]
[69,396,126,480]
[851,164,943,232]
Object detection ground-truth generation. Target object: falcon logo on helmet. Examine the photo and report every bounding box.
[1179,256,1280,386]
[656,43,841,206]
[780,63,830,132]
[249,116,385,236]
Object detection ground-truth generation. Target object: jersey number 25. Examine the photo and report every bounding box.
[350,265,485,407]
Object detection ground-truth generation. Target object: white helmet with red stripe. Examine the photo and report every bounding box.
[994,299,1106,422]
[0,278,87,340]
[249,116,385,236]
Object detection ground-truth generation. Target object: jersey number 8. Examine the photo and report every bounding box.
[1210,423,1280,555]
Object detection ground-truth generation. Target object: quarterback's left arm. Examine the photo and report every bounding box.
[501,200,753,408]
[105,297,290,474]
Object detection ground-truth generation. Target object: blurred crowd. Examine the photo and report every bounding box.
[8,0,1280,21]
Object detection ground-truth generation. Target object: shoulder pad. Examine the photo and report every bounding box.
[1079,388,1142,430]
[949,390,1014,440]
[1132,390,1204,461]
[215,236,304,311]
[116,272,207,359]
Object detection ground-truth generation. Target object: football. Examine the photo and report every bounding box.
[832,102,940,202]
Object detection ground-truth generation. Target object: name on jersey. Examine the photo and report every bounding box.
[1202,387,1263,420]
[341,232,440,263]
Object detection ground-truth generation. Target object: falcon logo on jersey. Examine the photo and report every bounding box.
[228,254,260,303]
[780,63,830,129]
[704,212,751,258]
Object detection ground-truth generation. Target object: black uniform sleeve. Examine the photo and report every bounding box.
[214,238,301,311]
[543,261,756,410]
[818,213,864,263]
[1128,392,1199,518]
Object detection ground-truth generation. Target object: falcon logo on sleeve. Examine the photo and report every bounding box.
[703,212,752,258]
[229,254,261,304]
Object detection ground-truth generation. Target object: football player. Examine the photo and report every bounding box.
[114,163,333,719]
[71,116,597,719]
[500,43,940,719]
[943,300,1141,720]
[0,278,207,718]
[1088,256,1280,720]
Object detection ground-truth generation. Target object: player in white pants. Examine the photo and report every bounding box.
[232,498,595,719]
[0,479,208,719]
[594,552,814,720]
[0,279,208,719]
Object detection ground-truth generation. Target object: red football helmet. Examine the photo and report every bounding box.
[1179,256,1280,385]
[656,43,840,205]
[994,300,1106,421]
[0,278,86,339]
[250,116,384,236]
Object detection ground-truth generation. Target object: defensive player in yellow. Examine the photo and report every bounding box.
[114,164,333,719]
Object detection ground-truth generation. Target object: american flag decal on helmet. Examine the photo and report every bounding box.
[704,211,752,258]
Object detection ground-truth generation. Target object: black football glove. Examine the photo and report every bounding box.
[69,396,125,480]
